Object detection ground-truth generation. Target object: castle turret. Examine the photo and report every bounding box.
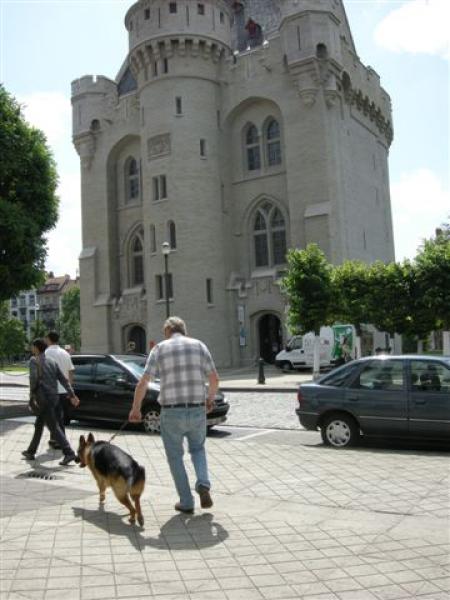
[124,0,233,362]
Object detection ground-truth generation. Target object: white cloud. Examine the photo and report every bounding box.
[18,91,71,146]
[374,0,450,60]
[17,91,80,277]
[391,168,449,260]
[45,171,81,277]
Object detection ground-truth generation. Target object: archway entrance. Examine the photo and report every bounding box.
[258,314,282,363]
[127,325,146,354]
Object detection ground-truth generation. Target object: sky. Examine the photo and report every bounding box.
[1,0,448,277]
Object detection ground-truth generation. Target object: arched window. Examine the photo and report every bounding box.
[245,124,261,171]
[254,210,269,267]
[131,234,144,286]
[168,221,177,249]
[266,119,282,166]
[271,208,287,265]
[125,157,140,202]
[253,203,287,268]
[150,224,156,254]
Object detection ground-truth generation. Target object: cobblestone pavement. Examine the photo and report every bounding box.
[1,418,449,600]
[226,392,301,430]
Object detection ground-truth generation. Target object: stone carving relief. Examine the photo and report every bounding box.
[147,133,171,161]
[74,132,96,170]
[113,292,147,321]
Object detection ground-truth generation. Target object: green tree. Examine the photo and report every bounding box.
[59,287,81,351]
[282,244,333,378]
[0,303,27,365]
[30,318,47,340]
[0,85,59,302]
[415,223,450,354]
[332,260,372,357]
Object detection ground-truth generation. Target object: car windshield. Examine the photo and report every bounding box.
[118,356,147,378]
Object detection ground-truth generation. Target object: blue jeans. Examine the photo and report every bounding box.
[160,406,210,510]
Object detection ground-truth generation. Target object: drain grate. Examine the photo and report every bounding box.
[17,470,57,481]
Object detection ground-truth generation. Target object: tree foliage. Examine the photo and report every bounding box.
[415,223,450,330]
[0,303,27,363]
[282,244,333,336]
[332,260,371,335]
[0,85,59,302]
[59,287,81,350]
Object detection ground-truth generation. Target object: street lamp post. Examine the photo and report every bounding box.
[162,242,171,319]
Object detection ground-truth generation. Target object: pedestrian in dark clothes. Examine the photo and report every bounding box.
[22,338,80,466]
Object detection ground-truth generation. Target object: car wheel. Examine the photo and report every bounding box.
[142,409,161,434]
[282,361,294,371]
[321,413,359,448]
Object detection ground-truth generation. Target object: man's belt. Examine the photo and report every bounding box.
[162,402,206,409]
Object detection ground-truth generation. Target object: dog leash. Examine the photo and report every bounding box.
[107,419,129,443]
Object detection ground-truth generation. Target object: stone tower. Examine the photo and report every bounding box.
[72,0,395,365]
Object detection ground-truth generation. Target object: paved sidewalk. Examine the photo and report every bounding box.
[1,418,449,600]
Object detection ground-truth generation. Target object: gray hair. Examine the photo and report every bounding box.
[164,316,187,336]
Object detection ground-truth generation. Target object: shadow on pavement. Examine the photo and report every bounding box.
[305,437,450,454]
[72,506,229,552]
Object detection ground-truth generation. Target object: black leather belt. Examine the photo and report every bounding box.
[162,403,205,409]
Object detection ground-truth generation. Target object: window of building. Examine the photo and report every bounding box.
[168,221,177,249]
[198,3,205,15]
[152,175,167,201]
[156,275,164,300]
[29,295,35,305]
[131,234,144,286]
[206,278,213,304]
[156,274,173,300]
[220,11,225,24]
[144,8,150,20]
[169,3,177,14]
[11,297,17,307]
[150,224,156,254]
[245,124,261,171]
[200,138,206,157]
[163,58,169,73]
[153,61,158,76]
[253,203,287,268]
[266,119,282,166]
[175,96,183,115]
[271,208,287,265]
[125,157,140,202]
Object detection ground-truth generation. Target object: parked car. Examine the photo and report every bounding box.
[296,355,450,448]
[68,354,229,433]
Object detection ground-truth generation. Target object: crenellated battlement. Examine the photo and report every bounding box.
[124,0,231,53]
[71,75,117,99]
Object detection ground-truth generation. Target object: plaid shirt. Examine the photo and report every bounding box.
[144,333,216,406]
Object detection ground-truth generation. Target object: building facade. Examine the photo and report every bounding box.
[72,0,395,366]
[9,290,38,339]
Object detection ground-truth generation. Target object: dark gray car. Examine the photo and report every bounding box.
[296,355,450,447]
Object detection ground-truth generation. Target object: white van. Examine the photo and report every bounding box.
[275,327,335,370]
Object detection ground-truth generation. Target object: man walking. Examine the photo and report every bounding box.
[129,317,219,514]
[45,331,75,449]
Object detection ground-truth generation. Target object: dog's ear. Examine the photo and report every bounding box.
[79,435,86,446]
[87,432,95,444]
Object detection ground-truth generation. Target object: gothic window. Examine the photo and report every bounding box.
[168,221,177,249]
[130,234,144,286]
[245,124,261,171]
[271,208,287,265]
[252,203,287,268]
[254,210,269,267]
[125,157,140,202]
[197,3,205,15]
[150,224,156,253]
[169,3,177,14]
[265,119,282,167]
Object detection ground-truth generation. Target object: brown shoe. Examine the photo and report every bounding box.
[197,485,213,509]
[174,502,194,515]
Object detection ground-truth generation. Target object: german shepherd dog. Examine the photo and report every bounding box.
[78,433,145,526]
